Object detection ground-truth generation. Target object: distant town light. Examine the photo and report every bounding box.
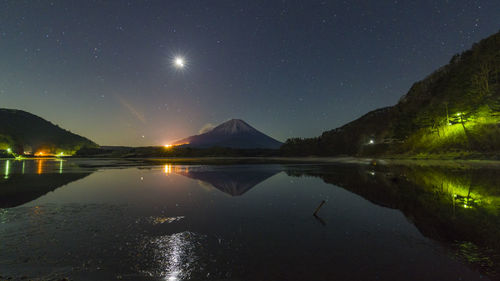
[369,139,374,144]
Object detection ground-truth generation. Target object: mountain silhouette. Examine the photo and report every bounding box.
[172,119,282,149]
[0,108,97,154]
[281,30,500,157]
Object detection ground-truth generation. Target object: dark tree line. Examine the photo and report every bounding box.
[281,30,500,156]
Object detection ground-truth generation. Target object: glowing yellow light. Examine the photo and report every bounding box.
[6,148,11,153]
[4,160,10,179]
[164,164,172,174]
[164,144,173,148]
[37,159,44,174]
[456,113,461,116]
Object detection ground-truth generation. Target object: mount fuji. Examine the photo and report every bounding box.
[172,119,283,149]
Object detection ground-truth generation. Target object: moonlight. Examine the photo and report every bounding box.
[173,56,185,68]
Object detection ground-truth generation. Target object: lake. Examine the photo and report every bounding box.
[1,159,499,280]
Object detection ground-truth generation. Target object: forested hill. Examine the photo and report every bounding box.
[0,109,97,155]
[282,30,500,157]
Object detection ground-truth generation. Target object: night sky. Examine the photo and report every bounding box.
[1,1,500,146]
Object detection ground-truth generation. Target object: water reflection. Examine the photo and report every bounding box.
[164,164,191,174]
[144,232,194,281]
[170,164,281,196]
[1,160,500,280]
[4,159,9,179]
[0,159,95,208]
[164,163,172,174]
[285,162,500,277]
[37,159,44,174]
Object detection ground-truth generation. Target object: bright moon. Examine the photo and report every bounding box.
[174,57,185,68]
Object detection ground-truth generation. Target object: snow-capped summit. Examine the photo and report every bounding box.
[210,119,254,135]
[172,119,282,149]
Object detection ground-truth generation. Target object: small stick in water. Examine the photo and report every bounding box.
[313,200,326,216]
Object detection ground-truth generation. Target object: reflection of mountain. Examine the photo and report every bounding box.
[0,161,95,208]
[286,163,500,278]
[174,165,280,196]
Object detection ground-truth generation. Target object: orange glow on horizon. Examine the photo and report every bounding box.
[34,151,59,157]
[35,151,52,157]
[164,142,189,148]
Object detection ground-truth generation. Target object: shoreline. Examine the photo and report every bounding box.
[3,156,500,168]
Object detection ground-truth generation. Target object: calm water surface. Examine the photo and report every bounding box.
[0,159,499,280]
